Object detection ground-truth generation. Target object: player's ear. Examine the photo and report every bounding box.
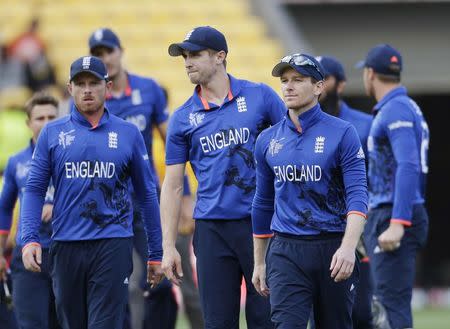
[106,80,113,91]
[67,82,73,96]
[337,81,346,94]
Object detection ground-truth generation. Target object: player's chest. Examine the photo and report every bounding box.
[51,127,132,164]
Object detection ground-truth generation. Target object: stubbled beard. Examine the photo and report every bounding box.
[320,85,340,117]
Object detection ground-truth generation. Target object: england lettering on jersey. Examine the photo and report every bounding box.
[199,127,250,154]
[273,164,322,183]
[64,161,116,179]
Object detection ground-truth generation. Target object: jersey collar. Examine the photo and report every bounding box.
[191,74,242,111]
[373,86,407,113]
[70,103,110,129]
[286,103,322,134]
[106,72,132,100]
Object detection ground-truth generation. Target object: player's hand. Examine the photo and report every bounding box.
[22,243,42,272]
[378,222,404,252]
[330,245,355,282]
[147,262,164,288]
[41,204,54,223]
[161,247,183,286]
[252,264,269,297]
[0,255,7,281]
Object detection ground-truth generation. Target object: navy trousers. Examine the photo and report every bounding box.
[267,233,358,329]
[193,219,272,329]
[49,238,133,329]
[10,247,60,329]
[365,204,428,329]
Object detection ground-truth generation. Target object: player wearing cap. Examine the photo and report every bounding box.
[88,27,190,329]
[251,53,368,329]
[0,92,59,329]
[20,56,163,329]
[357,44,429,329]
[316,55,374,329]
[161,26,286,328]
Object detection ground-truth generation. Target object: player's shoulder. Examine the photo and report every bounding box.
[171,97,196,118]
[236,78,274,94]
[257,118,285,142]
[109,113,139,129]
[343,104,372,122]
[322,111,353,131]
[127,72,164,93]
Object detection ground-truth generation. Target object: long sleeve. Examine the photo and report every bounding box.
[130,128,163,261]
[340,125,368,217]
[0,158,19,234]
[385,104,420,224]
[21,127,52,246]
[252,133,275,237]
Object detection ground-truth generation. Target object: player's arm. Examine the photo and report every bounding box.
[160,163,185,285]
[129,127,163,287]
[21,126,52,272]
[153,83,169,144]
[330,125,367,282]
[252,133,275,296]
[376,104,422,252]
[0,158,20,279]
[179,175,194,235]
[160,110,189,285]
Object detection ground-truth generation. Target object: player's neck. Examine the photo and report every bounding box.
[110,70,128,97]
[199,71,230,106]
[80,107,105,128]
[374,82,401,102]
[288,101,318,133]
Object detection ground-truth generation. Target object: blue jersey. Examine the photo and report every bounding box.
[367,86,429,225]
[0,141,53,248]
[20,106,162,261]
[166,75,286,220]
[105,72,168,186]
[252,104,368,236]
[339,101,372,157]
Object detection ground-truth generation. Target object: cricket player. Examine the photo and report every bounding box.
[88,27,180,329]
[0,92,59,329]
[251,53,368,329]
[20,56,163,329]
[161,26,286,328]
[357,44,430,329]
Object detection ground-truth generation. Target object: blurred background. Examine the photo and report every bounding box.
[1,0,449,328]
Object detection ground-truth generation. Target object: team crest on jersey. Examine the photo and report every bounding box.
[16,161,31,179]
[108,132,118,149]
[314,136,325,153]
[236,96,247,112]
[59,129,76,149]
[356,147,365,159]
[269,138,284,156]
[189,112,205,127]
[131,89,142,105]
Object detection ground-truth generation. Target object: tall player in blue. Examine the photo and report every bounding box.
[161,26,286,328]
[0,92,59,329]
[357,44,429,329]
[251,53,368,329]
[20,56,163,329]
[87,28,184,329]
[317,55,374,329]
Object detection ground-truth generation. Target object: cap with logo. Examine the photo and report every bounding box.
[70,56,109,81]
[356,44,402,76]
[316,56,346,82]
[168,26,228,57]
[89,28,121,52]
[272,53,325,81]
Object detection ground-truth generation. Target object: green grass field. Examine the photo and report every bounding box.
[175,308,450,329]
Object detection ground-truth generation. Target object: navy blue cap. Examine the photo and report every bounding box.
[70,56,109,81]
[168,26,228,56]
[272,53,325,81]
[356,44,402,76]
[316,56,346,82]
[89,28,121,51]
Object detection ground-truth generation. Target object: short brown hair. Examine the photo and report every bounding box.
[375,72,401,84]
[25,92,59,118]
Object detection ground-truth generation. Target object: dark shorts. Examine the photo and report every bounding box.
[267,233,358,329]
[364,203,428,329]
[193,218,272,329]
[50,238,133,329]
